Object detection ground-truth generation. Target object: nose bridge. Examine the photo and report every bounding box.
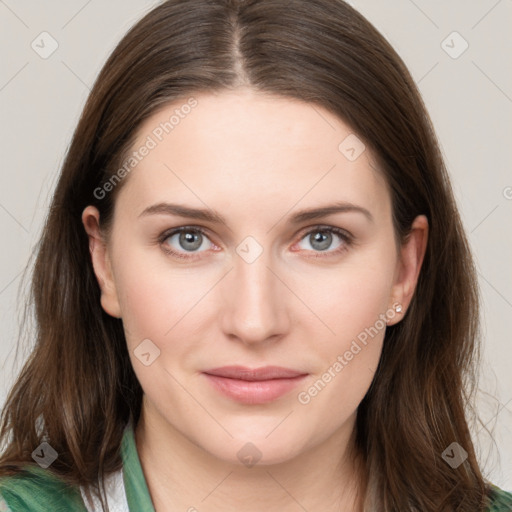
[220,236,287,343]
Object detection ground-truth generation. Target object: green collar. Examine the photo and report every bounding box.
[121,422,156,511]
[0,423,155,512]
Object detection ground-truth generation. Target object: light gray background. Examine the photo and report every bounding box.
[0,0,511,490]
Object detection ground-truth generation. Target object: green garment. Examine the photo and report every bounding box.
[0,424,511,511]
[0,423,155,511]
[488,484,512,512]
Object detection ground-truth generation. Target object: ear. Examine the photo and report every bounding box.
[82,206,122,318]
[387,214,429,325]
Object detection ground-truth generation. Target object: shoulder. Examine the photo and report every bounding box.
[486,483,512,511]
[0,466,88,512]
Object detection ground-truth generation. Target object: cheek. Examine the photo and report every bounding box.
[292,247,395,411]
[308,271,388,384]
[110,245,203,349]
[298,244,396,347]
[112,250,210,396]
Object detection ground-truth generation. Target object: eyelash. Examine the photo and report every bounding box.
[157,225,354,261]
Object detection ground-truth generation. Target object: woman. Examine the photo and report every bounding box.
[0,0,510,510]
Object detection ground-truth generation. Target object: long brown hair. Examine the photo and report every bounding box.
[0,0,492,509]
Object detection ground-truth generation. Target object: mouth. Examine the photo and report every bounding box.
[202,365,309,404]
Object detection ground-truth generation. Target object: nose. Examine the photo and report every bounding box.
[219,247,290,347]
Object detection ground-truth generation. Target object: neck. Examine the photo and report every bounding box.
[135,399,365,512]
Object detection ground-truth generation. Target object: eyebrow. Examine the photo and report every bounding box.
[138,201,374,225]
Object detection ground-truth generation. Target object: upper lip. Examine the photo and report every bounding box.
[203,365,308,381]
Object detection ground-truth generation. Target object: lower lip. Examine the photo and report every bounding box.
[203,373,308,404]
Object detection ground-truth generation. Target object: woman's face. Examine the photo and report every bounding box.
[84,88,427,465]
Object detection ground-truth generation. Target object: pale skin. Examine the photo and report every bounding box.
[82,88,428,512]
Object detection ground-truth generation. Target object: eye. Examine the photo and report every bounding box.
[158,224,353,261]
[159,226,215,259]
[294,225,353,257]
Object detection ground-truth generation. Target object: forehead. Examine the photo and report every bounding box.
[116,88,391,224]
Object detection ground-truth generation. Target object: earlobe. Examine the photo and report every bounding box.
[388,215,429,324]
[81,206,122,318]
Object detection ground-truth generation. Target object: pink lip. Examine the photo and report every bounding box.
[203,366,308,404]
